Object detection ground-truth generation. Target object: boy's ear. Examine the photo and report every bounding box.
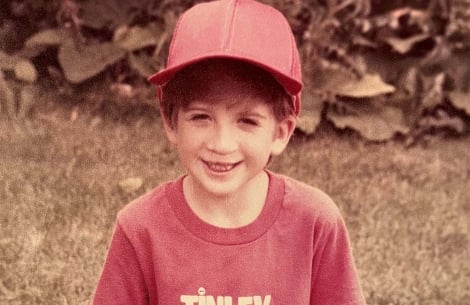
[271,115,296,156]
[161,109,178,145]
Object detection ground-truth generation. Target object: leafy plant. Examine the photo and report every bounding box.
[0,0,468,140]
[274,0,470,141]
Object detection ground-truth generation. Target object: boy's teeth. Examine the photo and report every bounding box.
[207,162,235,172]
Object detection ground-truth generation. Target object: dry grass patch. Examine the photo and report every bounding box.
[0,111,468,305]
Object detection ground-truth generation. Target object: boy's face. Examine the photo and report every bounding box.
[162,82,295,199]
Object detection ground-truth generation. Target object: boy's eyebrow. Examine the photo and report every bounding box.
[184,103,269,118]
[183,104,210,112]
[238,110,268,120]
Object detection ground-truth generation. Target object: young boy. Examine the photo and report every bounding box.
[93,1,366,304]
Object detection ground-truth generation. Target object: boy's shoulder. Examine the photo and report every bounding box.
[278,173,342,225]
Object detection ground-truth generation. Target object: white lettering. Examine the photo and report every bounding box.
[205,296,225,305]
[198,287,206,305]
[238,297,252,305]
[253,295,271,305]
[224,296,233,305]
[181,295,198,305]
[180,289,270,305]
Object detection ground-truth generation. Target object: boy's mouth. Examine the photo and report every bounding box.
[203,160,241,173]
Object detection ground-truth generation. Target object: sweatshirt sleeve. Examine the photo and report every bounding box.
[93,222,149,305]
[310,215,366,305]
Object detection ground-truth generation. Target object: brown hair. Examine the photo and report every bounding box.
[160,59,295,129]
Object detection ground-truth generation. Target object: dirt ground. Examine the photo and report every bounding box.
[0,97,469,305]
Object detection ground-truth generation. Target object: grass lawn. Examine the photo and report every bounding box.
[0,101,469,305]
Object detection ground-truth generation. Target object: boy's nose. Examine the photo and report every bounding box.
[206,124,238,154]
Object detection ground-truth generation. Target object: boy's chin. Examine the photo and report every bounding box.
[185,171,237,196]
[195,179,240,198]
[188,170,267,199]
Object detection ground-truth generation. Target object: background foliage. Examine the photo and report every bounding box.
[0,0,469,141]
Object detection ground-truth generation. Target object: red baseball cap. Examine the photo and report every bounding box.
[148,0,303,115]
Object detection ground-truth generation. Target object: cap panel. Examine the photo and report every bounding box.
[289,33,302,85]
[167,2,225,67]
[230,0,293,77]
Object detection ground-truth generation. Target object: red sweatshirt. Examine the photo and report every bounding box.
[93,172,366,305]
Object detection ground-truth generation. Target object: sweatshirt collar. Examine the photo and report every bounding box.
[167,171,284,245]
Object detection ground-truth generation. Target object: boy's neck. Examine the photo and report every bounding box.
[182,171,269,228]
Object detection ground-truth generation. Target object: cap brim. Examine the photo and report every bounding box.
[148,54,302,96]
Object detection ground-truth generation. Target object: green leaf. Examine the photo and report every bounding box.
[420,73,445,111]
[0,52,37,82]
[418,110,466,133]
[335,73,395,98]
[397,67,419,96]
[449,91,470,115]
[128,53,159,78]
[14,60,38,83]
[114,24,161,52]
[80,0,133,29]
[24,28,70,48]
[327,101,409,141]
[58,41,126,83]
[384,34,430,54]
[312,66,395,98]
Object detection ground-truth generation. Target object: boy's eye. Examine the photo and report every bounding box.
[189,113,211,121]
[239,117,259,126]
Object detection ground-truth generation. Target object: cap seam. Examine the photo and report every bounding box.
[222,0,235,51]
[226,0,239,51]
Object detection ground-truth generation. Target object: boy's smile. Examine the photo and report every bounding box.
[203,160,242,174]
[163,87,295,223]
[173,98,276,196]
